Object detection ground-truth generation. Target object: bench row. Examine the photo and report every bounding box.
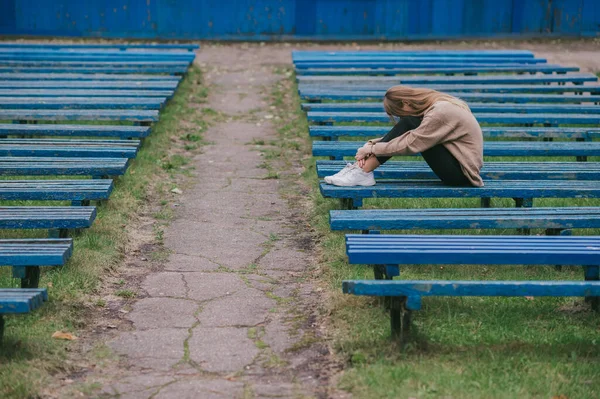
[343,234,600,340]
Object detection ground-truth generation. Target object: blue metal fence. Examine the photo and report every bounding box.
[0,0,598,40]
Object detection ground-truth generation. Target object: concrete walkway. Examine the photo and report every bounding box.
[98,45,332,399]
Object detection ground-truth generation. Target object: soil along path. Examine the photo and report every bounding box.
[94,45,332,398]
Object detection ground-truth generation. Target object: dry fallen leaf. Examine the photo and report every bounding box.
[46,282,53,288]
[52,331,78,340]
[525,296,535,301]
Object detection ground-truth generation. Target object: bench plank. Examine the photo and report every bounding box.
[0,206,96,229]
[0,89,174,98]
[0,139,140,158]
[0,124,150,138]
[330,207,600,231]
[0,66,189,74]
[295,59,547,67]
[292,50,535,58]
[297,73,598,85]
[308,111,600,125]
[0,289,48,314]
[343,280,600,300]
[303,102,600,114]
[345,235,600,265]
[317,161,600,181]
[0,97,164,110]
[0,180,113,201]
[0,109,158,122]
[0,157,129,177]
[320,180,600,209]
[301,92,600,103]
[0,73,180,81]
[310,126,600,140]
[313,141,600,158]
[0,81,178,90]
[297,65,579,76]
[0,43,199,51]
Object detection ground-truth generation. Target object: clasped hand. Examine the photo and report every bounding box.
[355,143,373,168]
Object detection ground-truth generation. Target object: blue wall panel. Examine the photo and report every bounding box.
[0,0,598,39]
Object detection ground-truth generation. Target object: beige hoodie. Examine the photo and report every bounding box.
[369,100,484,187]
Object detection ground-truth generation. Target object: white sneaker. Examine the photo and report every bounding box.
[324,163,355,184]
[330,166,376,187]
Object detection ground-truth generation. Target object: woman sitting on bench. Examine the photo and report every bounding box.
[324,86,484,187]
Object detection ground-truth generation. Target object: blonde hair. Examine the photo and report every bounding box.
[383,85,470,120]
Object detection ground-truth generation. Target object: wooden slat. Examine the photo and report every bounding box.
[310,126,600,139]
[0,109,158,122]
[0,97,164,110]
[0,124,150,138]
[0,180,113,201]
[303,102,600,114]
[296,65,578,76]
[0,157,128,176]
[308,111,600,125]
[313,141,600,158]
[330,207,600,230]
[0,206,96,229]
[317,161,600,181]
[297,73,598,85]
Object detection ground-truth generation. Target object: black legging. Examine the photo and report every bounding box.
[375,116,472,187]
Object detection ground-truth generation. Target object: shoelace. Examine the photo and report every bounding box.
[335,163,356,178]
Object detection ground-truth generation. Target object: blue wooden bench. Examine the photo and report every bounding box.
[0,124,150,139]
[303,102,600,114]
[302,92,600,103]
[0,139,140,158]
[0,97,165,110]
[0,157,129,178]
[0,43,199,51]
[0,52,195,61]
[0,179,113,205]
[0,73,181,81]
[295,59,548,68]
[312,141,600,159]
[3,60,190,67]
[310,126,600,140]
[1,66,190,75]
[0,206,96,238]
[0,110,158,125]
[0,89,174,98]
[317,161,600,181]
[0,238,73,288]
[308,111,600,125]
[320,179,600,209]
[0,81,178,90]
[297,73,598,85]
[0,288,49,342]
[342,234,600,340]
[296,65,579,76]
[292,50,535,59]
[330,207,600,233]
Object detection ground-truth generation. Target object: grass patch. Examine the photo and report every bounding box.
[271,66,600,398]
[0,65,209,398]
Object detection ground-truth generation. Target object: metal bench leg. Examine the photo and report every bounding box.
[546,229,572,270]
[514,198,533,235]
[48,229,68,239]
[584,266,599,311]
[576,138,588,162]
[480,197,491,208]
[390,297,412,343]
[13,266,41,288]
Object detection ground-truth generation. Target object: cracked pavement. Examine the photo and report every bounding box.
[95,44,331,399]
